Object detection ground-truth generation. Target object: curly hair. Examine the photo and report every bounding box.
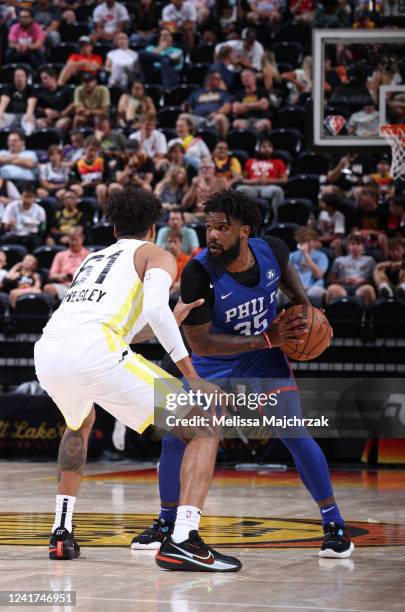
[105,187,163,238]
[204,189,262,236]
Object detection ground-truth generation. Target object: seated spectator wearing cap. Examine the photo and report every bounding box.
[71,137,110,203]
[185,71,232,139]
[181,157,227,224]
[6,8,46,67]
[129,113,168,172]
[289,228,328,307]
[138,28,184,91]
[38,146,70,200]
[32,0,61,47]
[213,141,242,186]
[36,67,75,132]
[44,226,89,302]
[247,0,281,25]
[47,190,85,246]
[117,81,157,131]
[58,36,103,87]
[5,254,42,309]
[156,208,199,255]
[164,227,191,298]
[94,115,128,153]
[215,29,264,72]
[161,0,197,53]
[0,131,38,190]
[232,68,271,133]
[92,0,130,43]
[0,67,37,136]
[105,32,138,89]
[317,192,346,256]
[73,73,111,129]
[373,237,405,300]
[155,166,189,211]
[237,137,287,223]
[326,233,376,306]
[168,115,211,171]
[1,184,46,252]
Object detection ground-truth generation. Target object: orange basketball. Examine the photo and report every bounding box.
[280,304,333,361]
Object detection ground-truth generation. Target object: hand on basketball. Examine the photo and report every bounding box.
[173,298,205,326]
[266,309,309,347]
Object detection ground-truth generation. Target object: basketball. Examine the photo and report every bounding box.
[280,305,332,362]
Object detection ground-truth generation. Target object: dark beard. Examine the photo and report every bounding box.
[208,237,241,266]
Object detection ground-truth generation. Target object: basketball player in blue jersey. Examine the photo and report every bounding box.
[132,190,355,564]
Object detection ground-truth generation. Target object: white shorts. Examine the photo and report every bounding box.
[34,327,182,432]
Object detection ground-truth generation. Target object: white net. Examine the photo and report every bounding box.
[380,124,405,181]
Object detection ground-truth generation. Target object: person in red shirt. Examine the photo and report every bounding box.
[6,8,46,67]
[165,228,190,298]
[43,226,89,301]
[289,0,315,23]
[237,137,288,222]
[57,36,103,87]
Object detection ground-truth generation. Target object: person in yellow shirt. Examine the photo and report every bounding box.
[212,141,242,186]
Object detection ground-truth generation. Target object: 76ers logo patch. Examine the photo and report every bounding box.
[266,269,276,281]
[324,115,346,136]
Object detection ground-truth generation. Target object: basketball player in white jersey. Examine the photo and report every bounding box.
[35,187,242,572]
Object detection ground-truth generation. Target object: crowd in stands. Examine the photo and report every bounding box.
[0,0,404,333]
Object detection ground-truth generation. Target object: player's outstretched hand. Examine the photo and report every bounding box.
[266,309,309,347]
[173,298,205,326]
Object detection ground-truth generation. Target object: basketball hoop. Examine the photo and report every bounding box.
[380,124,405,182]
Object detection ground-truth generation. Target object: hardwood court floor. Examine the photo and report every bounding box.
[0,462,405,611]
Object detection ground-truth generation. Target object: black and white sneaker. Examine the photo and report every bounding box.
[319,522,354,559]
[155,530,242,572]
[49,527,80,560]
[131,518,174,550]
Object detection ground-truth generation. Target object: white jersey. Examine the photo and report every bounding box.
[42,238,147,345]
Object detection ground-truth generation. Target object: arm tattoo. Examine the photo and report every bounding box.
[57,429,87,480]
[279,262,310,305]
[183,322,266,357]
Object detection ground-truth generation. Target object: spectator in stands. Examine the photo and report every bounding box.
[0,67,37,136]
[47,190,85,246]
[161,0,197,52]
[73,73,111,128]
[317,192,346,256]
[289,227,328,307]
[156,208,200,255]
[209,45,239,91]
[115,141,155,192]
[58,36,103,87]
[6,254,42,309]
[237,137,287,222]
[212,141,242,185]
[117,81,157,130]
[181,157,227,223]
[38,146,70,200]
[373,238,405,299]
[155,166,189,211]
[36,67,74,132]
[289,0,315,23]
[168,116,211,170]
[186,71,232,138]
[63,130,86,166]
[165,228,191,297]
[388,195,405,235]
[166,142,197,181]
[32,0,61,47]
[213,0,238,36]
[0,251,7,289]
[313,0,350,28]
[6,8,46,67]
[44,227,89,301]
[129,113,168,172]
[232,68,271,133]
[354,188,388,258]
[94,115,128,152]
[92,0,130,43]
[138,28,183,90]
[72,137,109,200]
[347,102,379,138]
[247,0,281,25]
[105,32,138,89]
[215,29,264,72]
[1,184,46,251]
[187,0,213,28]
[0,131,38,189]
[281,56,313,105]
[130,0,159,46]
[370,156,395,200]
[326,233,376,306]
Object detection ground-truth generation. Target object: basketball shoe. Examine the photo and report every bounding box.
[49,527,80,560]
[155,530,242,572]
[319,522,354,558]
[131,518,174,550]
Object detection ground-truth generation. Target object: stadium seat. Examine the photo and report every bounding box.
[144,85,163,108]
[227,129,257,157]
[0,244,27,268]
[33,246,66,269]
[14,293,53,334]
[268,128,301,157]
[273,42,303,68]
[109,86,125,107]
[273,106,306,132]
[38,198,58,228]
[369,299,405,339]
[277,199,312,225]
[59,22,90,43]
[26,129,62,150]
[161,127,177,142]
[284,174,320,206]
[272,149,293,172]
[318,247,336,275]
[275,21,311,50]
[265,223,300,250]
[183,63,210,86]
[0,292,9,331]
[325,298,364,338]
[91,224,115,246]
[277,62,294,74]
[78,198,99,223]
[49,43,80,65]
[295,152,331,176]
[197,128,219,151]
[157,107,182,129]
[93,43,113,60]
[229,149,249,167]
[0,63,33,83]
[164,84,199,107]
[190,44,215,64]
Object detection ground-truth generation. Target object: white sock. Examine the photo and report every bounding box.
[52,495,76,533]
[172,505,201,543]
